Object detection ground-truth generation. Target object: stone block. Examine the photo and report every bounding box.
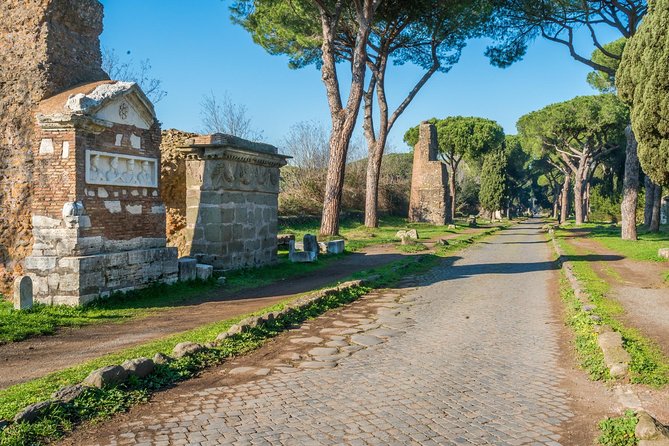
[289,250,317,263]
[121,357,155,378]
[196,263,213,281]
[13,276,33,310]
[326,240,345,254]
[83,365,129,388]
[172,342,204,358]
[396,229,418,240]
[24,256,57,271]
[659,248,669,260]
[52,384,85,403]
[178,258,197,281]
[303,234,319,254]
[13,400,58,423]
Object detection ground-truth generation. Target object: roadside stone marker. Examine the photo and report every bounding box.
[303,234,319,255]
[13,275,33,310]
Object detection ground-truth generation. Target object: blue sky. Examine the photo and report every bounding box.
[99,0,614,151]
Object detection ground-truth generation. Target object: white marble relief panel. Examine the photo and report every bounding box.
[86,150,158,188]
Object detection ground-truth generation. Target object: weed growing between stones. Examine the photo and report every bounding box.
[557,236,669,387]
[598,410,638,446]
[559,275,611,381]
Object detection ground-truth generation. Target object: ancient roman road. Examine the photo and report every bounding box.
[66,220,608,446]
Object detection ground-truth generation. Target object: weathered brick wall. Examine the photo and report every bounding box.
[160,129,198,256]
[0,0,107,293]
[408,123,450,225]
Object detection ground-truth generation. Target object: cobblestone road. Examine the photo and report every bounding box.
[74,221,579,445]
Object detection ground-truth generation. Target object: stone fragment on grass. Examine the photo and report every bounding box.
[177,258,197,282]
[83,365,129,388]
[216,332,231,342]
[395,229,418,240]
[597,331,631,379]
[658,248,669,260]
[636,411,669,444]
[172,342,205,359]
[13,400,59,423]
[0,420,7,431]
[121,357,155,378]
[153,353,172,365]
[52,384,85,403]
[195,263,213,281]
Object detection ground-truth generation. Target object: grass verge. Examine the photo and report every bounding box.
[556,233,669,386]
[0,223,508,445]
[598,410,638,446]
[559,274,610,381]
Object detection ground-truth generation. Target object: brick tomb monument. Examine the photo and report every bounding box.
[408,122,451,225]
[25,81,178,305]
[179,134,289,271]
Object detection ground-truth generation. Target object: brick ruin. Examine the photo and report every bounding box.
[0,0,109,293]
[25,81,178,305]
[409,122,451,225]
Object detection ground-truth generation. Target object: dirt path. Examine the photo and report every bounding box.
[0,230,482,389]
[64,220,613,446]
[565,236,669,358]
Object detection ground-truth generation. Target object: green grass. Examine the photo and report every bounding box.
[396,242,429,253]
[279,215,494,252]
[556,233,669,386]
[559,274,611,381]
[559,222,669,262]
[598,410,638,446]
[0,280,217,344]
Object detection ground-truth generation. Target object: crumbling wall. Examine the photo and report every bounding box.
[408,122,450,225]
[0,0,108,293]
[160,129,198,256]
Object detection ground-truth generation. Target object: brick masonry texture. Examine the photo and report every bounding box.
[0,0,108,293]
[80,222,576,445]
[409,122,451,225]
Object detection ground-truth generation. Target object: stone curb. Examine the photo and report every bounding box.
[549,233,631,380]
[550,231,669,442]
[2,279,368,429]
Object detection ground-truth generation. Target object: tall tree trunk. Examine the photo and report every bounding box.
[574,177,585,225]
[644,175,655,227]
[553,189,560,220]
[364,141,384,228]
[650,184,662,232]
[318,2,375,236]
[448,169,456,223]
[560,175,570,224]
[584,181,591,223]
[621,125,639,240]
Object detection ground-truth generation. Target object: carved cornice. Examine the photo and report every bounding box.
[180,146,289,168]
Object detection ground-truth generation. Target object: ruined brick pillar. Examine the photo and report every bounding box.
[0,0,108,293]
[408,122,450,225]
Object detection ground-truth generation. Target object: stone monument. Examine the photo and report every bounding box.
[24,81,178,305]
[13,276,33,310]
[408,122,450,225]
[179,134,289,271]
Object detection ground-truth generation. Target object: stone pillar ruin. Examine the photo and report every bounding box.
[180,134,289,270]
[25,81,178,305]
[408,122,450,225]
[0,0,109,293]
